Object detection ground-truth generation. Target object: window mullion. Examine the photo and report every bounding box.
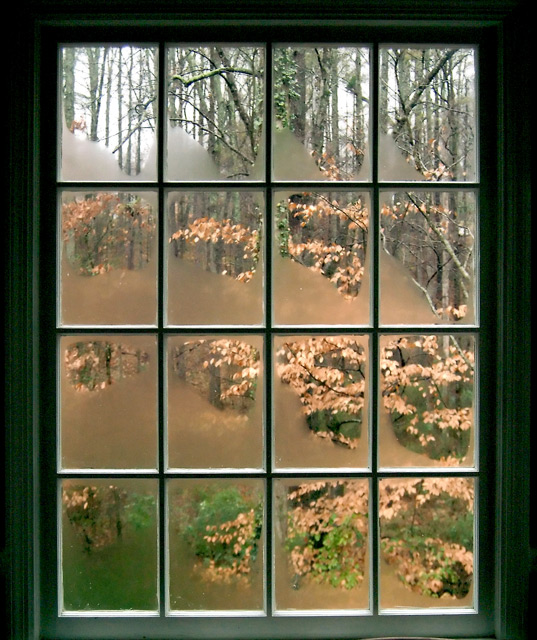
[265,39,274,618]
[370,39,380,618]
[157,40,167,618]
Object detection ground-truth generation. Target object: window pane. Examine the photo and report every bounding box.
[60,335,158,470]
[61,478,158,611]
[273,191,370,325]
[167,335,264,470]
[60,190,158,326]
[60,46,158,181]
[274,478,369,610]
[273,46,371,181]
[166,46,265,180]
[379,477,474,609]
[166,190,264,325]
[379,47,476,182]
[380,190,476,325]
[274,335,369,469]
[379,334,475,468]
[168,479,264,611]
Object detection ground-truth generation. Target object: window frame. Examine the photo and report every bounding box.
[6,2,531,640]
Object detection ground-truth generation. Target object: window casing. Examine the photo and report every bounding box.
[6,5,531,640]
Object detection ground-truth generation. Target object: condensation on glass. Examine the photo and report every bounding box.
[59,190,158,326]
[166,191,264,325]
[167,478,264,612]
[378,477,475,609]
[273,335,369,469]
[273,478,369,611]
[273,46,371,181]
[379,334,476,468]
[54,40,480,617]
[273,191,370,326]
[59,46,158,182]
[378,47,477,183]
[166,46,265,181]
[60,335,158,470]
[61,478,159,612]
[379,191,477,326]
[166,334,264,470]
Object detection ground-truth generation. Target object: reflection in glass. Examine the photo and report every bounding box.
[379,47,476,182]
[166,191,263,325]
[274,479,369,610]
[273,191,369,325]
[379,477,474,608]
[60,191,158,325]
[273,46,370,181]
[61,478,158,611]
[60,335,157,469]
[168,479,264,611]
[60,46,158,181]
[380,191,476,325]
[274,335,368,468]
[166,46,265,180]
[379,335,475,468]
[167,335,263,469]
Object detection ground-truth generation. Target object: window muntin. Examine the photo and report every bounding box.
[44,31,491,638]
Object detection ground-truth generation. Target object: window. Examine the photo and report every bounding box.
[6,3,531,640]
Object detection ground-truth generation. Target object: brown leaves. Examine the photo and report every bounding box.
[65,341,149,392]
[276,337,366,448]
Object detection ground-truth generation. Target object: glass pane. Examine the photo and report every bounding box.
[61,478,158,611]
[379,334,475,468]
[166,190,264,325]
[60,335,157,469]
[166,46,265,180]
[379,477,474,609]
[168,479,264,611]
[60,190,158,326]
[273,191,370,325]
[274,335,369,469]
[274,478,369,610]
[60,46,157,181]
[379,47,476,182]
[167,335,263,469]
[273,46,371,181]
[380,191,476,325]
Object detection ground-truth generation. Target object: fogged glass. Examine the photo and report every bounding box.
[167,335,264,469]
[61,478,158,611]
[379,335,475,468]
[273,46,371,181]
[274,478,369,611]
[379,47,476,182]
[60,191,158,326]
[168,479,264,611]
[380,191,476,325]
[273,191,370,325]
[60,46,158,181]
[379,477,474,609]
[166,46,265,180]
[60,335,157,469]
[166,191,264,325]
[274,335,369,469]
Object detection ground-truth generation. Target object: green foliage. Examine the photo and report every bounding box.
[275,201,291,257]
[391,378,472,460]
[273,48,300,130]
[307,515,364,589]
[178,486,263,569]
[380,484,473,599]
[124,493,157,531]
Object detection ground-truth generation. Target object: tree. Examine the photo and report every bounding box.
[62,192,156,276]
